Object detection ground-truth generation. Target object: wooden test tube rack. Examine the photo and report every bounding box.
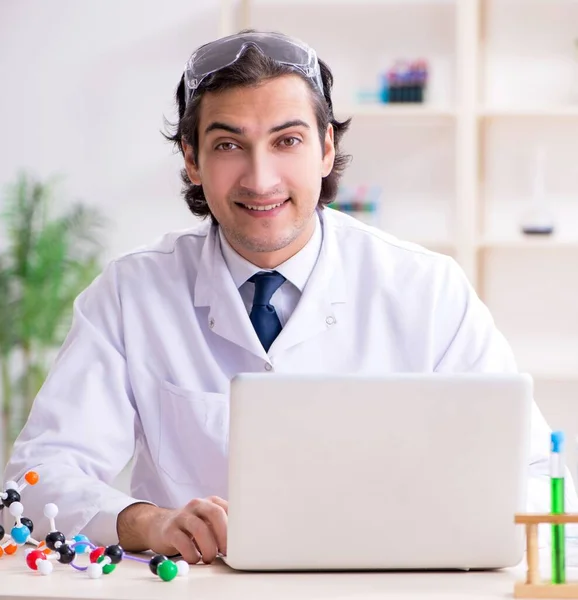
[515,513,578,598]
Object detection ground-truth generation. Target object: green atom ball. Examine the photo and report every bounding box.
[157,560,178,582]
[97,555,117,574]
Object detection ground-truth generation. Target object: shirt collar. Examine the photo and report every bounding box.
[218,211,322,292]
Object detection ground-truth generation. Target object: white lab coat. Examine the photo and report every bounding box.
[4,207,577,546]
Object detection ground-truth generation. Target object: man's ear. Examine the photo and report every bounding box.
[322,123,335,178]
[182,140,202,185]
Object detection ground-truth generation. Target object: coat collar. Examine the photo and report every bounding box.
[194,208,347,358]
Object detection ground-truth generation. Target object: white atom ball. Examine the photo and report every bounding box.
[9,502,24,517]
[38,560,53,576]
[43,503,59,519]
[87,564,103,579]
[176,560,190,577]
[4,480,18,491]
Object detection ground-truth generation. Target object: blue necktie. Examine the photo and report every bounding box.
[249,271,286,352]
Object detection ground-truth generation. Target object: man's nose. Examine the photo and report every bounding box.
[238,150,282,196]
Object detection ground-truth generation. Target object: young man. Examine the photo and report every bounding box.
[5,30,575,564]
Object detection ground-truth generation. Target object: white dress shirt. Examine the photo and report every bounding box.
[218,212,322,326]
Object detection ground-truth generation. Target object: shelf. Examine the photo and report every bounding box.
[518,367,578,383]
[337,105,456,119]
[341,105,578,121]
[407,238,455,251]
[510,342,578,382]
[480,107,578,119]
[534,372,578,382]
[356,228,454,252]
[248,0,455,6]
[515,360,578,383]
[478,236,578,250]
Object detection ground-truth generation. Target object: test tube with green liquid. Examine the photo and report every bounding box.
[551,431,566,584]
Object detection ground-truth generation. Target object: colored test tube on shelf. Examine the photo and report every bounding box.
[550,431,566,584]
[353,185,367,213]
[414,59,428,103]
[380,73,389,103]
[388,69,398,103]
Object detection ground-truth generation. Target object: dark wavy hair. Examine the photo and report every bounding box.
[164,31,352,222]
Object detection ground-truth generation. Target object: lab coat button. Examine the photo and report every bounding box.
[209,318,215,329]
[264,363,273,372]
[326,316,336,326]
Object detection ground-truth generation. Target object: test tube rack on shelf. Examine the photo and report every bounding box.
[515,513,578,598]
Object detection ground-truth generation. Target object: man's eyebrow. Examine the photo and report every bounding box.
[205,122,244,136]
[204,119,311,136]
[269,119,310,133]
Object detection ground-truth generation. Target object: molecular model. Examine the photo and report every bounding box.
[2,473,190,581]
[25,503,190,581]
[0,471,42,556]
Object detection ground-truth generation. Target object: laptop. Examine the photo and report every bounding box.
[223,372,532,571]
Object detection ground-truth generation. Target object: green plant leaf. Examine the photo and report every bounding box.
[0,256,18,357]
[0,171,107,439]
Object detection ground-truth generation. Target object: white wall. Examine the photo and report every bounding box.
[0,0,223,261]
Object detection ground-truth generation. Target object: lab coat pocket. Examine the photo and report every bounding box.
[158,381,229,494]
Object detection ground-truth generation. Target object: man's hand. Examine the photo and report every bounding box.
[117,496,228,564]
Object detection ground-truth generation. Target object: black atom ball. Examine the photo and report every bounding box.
[2,489,21,507]
[104,544,124,565]
[45,530,66,551]
[149,554,168,575]
[0,525,4,541]
[19,517,34,535]
[57,544,76,564]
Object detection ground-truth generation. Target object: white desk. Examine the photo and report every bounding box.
[0,553,546,600]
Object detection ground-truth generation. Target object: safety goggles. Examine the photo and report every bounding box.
[183,31,324,106]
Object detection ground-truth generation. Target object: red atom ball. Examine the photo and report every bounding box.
[26,550,47,570]
[89,547,106,563]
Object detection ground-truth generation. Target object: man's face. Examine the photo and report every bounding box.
[183,74,335,268]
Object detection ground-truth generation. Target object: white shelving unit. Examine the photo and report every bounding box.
[219,1,578,395]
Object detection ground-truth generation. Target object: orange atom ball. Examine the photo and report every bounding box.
[24,471,39,485]
[37,541,51,555]
[5,544,18,555]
